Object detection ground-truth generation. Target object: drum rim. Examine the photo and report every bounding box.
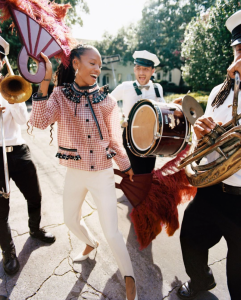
[127,99,159,156]
[150,104,163,154]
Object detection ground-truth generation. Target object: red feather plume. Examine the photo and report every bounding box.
[130,145,197,249]
[0,0,77,67]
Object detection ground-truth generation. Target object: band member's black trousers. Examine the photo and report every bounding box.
[123,129,156,174]
[180,184,241,300]
[0,144,42,252]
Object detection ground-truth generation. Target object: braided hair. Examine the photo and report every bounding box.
[211,74,233,108]
[55,44,97,86]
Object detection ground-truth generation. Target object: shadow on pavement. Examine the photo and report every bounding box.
[114,195,164,300]
[0,236,52,299]
[64,258,97,300]
[195,291,219,300]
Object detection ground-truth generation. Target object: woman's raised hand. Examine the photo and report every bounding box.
[36,53,53,97]
[40,52,52,81]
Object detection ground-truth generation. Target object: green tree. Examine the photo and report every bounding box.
[136,0,216,76]
[181,0,240,91]
[55,0,89,26]
[0,19,21,74]
[94,24,138,65]
[95,0,215,72]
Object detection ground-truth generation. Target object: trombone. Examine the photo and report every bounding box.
[0,56,32,198]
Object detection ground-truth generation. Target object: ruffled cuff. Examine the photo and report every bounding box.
[32,92,48,101]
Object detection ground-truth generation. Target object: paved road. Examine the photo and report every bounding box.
[0,114,229,300]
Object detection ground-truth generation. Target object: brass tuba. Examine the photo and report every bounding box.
[178,72,241,187]
[0,56,32,103]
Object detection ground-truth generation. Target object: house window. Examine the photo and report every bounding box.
[169,71,172,82]
[157,72,161,81]
[118,73,122,83]
[97,76,100,83]
[103,74,109,85]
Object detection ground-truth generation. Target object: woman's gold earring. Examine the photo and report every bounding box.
[75,69,78,77]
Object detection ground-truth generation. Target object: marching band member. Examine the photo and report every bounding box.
[111,50,165,174]
[30,44,138,300]
[0,36,55,276]
[178,11,241,300]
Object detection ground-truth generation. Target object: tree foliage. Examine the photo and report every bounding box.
[136,0,216,72]
[94,0,215,75]
[55,0,89,26]
[181,0,240,91]
[94,24,138,65]
[0,19,21,74]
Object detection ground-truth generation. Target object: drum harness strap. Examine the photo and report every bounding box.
[133,82,142,95]
[133,82,161,98]
[154,84,161,98]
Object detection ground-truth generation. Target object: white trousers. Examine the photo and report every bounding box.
[63,167,135,279]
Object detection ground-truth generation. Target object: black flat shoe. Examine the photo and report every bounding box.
[30,228,56,243]
[177,280,216,299]
[2,250,20,275]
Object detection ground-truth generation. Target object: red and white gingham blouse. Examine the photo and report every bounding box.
[29,84,131,172]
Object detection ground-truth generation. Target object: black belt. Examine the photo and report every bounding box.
[0,146,13,152]
[218,182,241,195]
[0,145,23,153]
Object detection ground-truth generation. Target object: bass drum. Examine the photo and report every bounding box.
[126,99,190,157]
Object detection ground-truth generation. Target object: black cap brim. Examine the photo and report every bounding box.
[134,58,154,68]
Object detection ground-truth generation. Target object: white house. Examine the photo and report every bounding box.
[98,61,181,91]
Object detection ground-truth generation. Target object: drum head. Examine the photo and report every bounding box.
[131,104,157,151]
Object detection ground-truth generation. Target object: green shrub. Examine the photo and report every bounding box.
[165,91,209,111]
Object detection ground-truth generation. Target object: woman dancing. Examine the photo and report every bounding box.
[30,44,137,300]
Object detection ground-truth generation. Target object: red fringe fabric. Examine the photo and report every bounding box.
[130,145,197,250]
[0,0,77,67]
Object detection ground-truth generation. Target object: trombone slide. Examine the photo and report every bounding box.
[0,110,10,198]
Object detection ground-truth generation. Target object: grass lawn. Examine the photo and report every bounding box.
[165,91,209,111]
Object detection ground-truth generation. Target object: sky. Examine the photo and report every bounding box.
[71,0,148,41]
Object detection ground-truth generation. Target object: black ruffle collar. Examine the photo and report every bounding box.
[73,81,97,90]
[62,82,109,104]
